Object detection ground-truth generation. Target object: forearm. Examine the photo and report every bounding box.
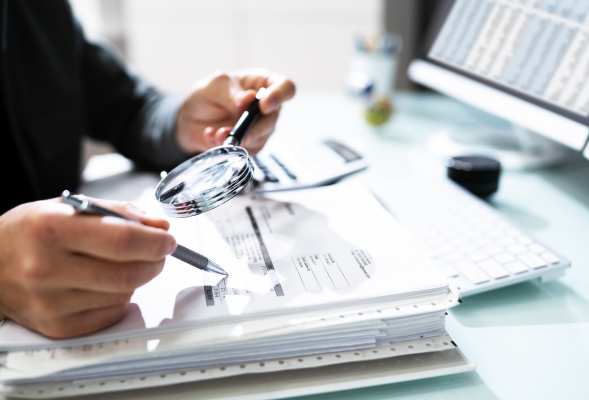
[79,31,189,171]
[124,92,189,171]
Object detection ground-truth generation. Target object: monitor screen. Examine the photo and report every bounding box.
[409,0,589,153]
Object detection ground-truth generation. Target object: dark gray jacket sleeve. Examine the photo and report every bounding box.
[79,25,189,171]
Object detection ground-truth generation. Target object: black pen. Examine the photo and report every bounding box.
[61,190,227,276]
[223,87,265,146]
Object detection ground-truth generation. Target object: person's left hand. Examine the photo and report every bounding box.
[175,68,296,156]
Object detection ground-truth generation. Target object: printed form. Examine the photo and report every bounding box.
[202,197,361,306]
[157,182,448,320]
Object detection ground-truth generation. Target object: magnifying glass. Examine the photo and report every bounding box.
[155,87,266,218]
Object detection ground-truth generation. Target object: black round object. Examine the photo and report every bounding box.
[446,156,501,197]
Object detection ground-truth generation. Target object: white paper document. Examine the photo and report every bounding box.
[0,289,460,385]
[0,331,475,399]
[0,183,448,350]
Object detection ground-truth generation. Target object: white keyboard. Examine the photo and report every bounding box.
[371,176,570,296]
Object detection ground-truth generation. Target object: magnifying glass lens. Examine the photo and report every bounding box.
[160,153,247,203]
[156,147,253,218]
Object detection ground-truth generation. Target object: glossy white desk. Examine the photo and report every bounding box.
[80,92,589,400]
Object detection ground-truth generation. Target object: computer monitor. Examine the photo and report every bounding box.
[408,0,589,167]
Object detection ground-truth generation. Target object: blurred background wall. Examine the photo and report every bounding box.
[68,0,433,159]
[69,0,438,92]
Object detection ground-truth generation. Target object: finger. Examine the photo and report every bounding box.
[240,111,280,155]
[55,196,171,231]
[54,211,176,262]
[52,253,165,293]
[202,72,247,117]
[232,89,257,115]
[236,70,295,115]
[212,126,233,146]
[236,68,272,91]
[202,126,219,148]
[25,200,175,261]
[87,199,170,231]
[27,289,133,320]
[38,303,130,339]
[259,74,296,114]
[211,110,279,153]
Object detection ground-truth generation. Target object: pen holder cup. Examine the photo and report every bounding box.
[347,33,402,127]
[350,51,399,96]
[348,33,402,96]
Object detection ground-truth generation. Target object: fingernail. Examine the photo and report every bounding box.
[167,239,177,255]
[268,97,279,112]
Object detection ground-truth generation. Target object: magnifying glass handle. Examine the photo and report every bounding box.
[224,87,266,147]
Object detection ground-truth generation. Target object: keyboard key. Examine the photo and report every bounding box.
[518,252,548,269]
[506,244,527,254]
[477,260,509,279]
[436,259,453,267]
[444,228,462,237]
[529,243,546,254]
[470,216,485,225]
[416,227,434,237]
[541,252,559,264]
[454,260,490,284]
[465,230,484,239]
[439,265,460,278]
[504,260,528,274]
[479,222,494,230]
[444,252,466,262]
[252,156,279,182]
[494,252,516,264]
[449,236,469,245]
[516,234,533,245]
[428,237,447,246]
[414,239,430,249]
[496,220,510,228]
[483,244,503,255]
[487,229,504,238]
[373,177,569,295]
[467,251,489,262]
[473,237,493,247]
[435,244,455,254]
[424,249,440,258]
[270,154,297,180]
[457,243,478,253]
[495,236,516,246]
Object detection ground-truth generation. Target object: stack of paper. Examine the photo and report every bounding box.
[0,183,466,398]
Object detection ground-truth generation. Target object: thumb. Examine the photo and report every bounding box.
[204,73,253,116]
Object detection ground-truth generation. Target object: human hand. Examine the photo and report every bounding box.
[0,198,176,338]
[175,68,296,156]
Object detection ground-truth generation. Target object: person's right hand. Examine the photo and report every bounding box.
[0,198,176,338]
